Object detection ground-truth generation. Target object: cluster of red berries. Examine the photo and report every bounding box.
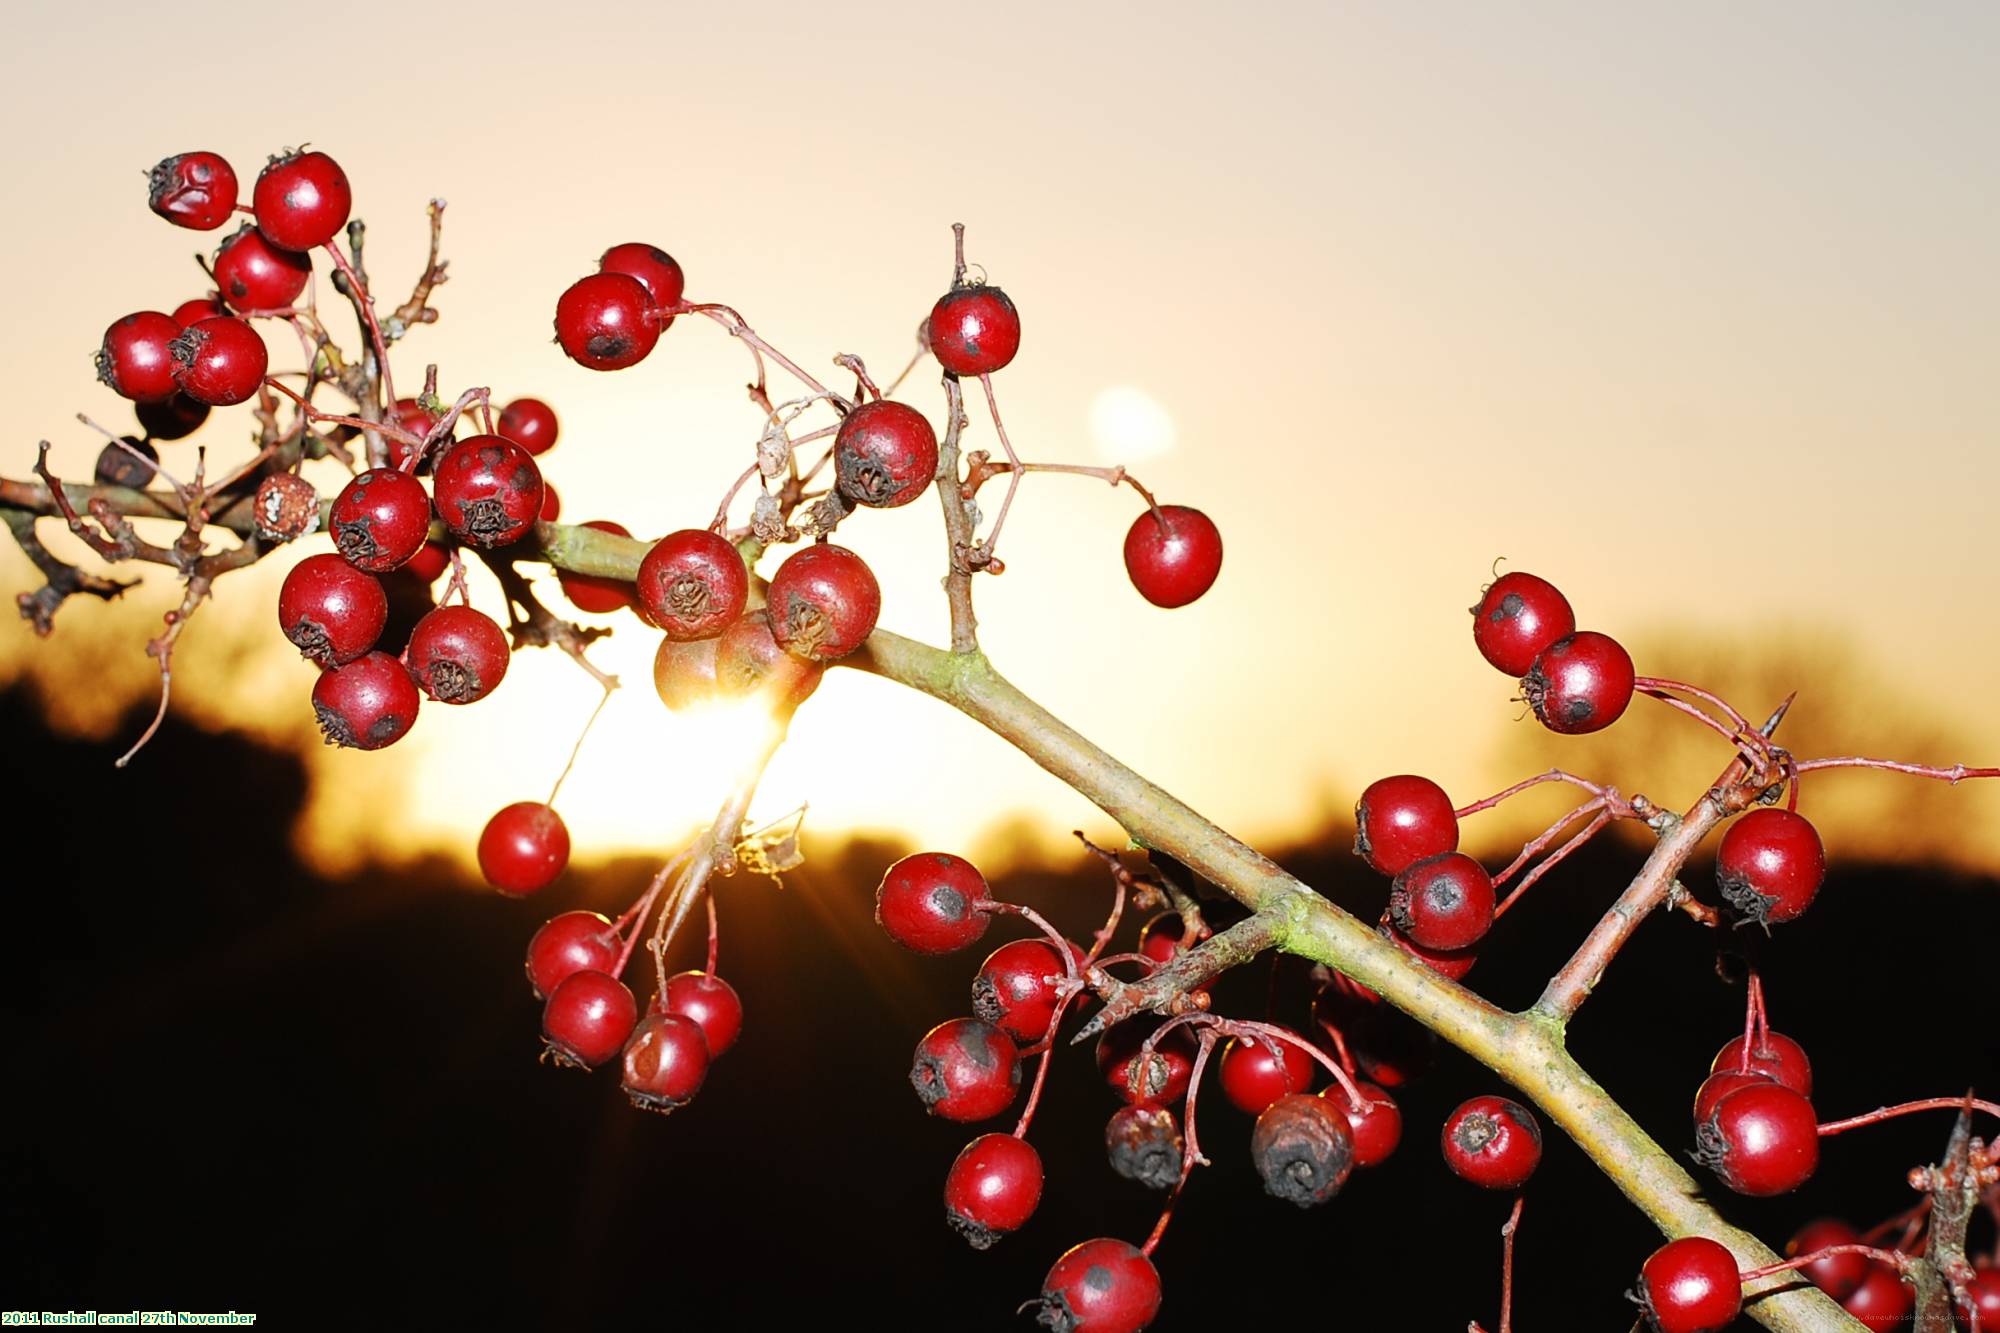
[1471,570,1634,734]
[1691,1023,1821,1198]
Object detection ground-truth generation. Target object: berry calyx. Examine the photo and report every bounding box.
[279,553,386,665]
[714,609,823,710]
[212,224,311,313]
[1522,631,1636,735]
[311,651,420,750]
[766,543,882,661]
[876,852,994,954]
[1387,851,1495,952]
[1471,572,1575,677]
[661,971,743,1058]
[909,1018,1021,1122]
[404,605,510,704]
[1841,1261,1913,1331]
[554,272,659,371]
[1635,1236,1742,1333]
[598,243,685,322]
[96,312,184,403]
[1034,1238,1161,1333]
[929,284,1021,377]
[972,938,1070,1044]
[542,969,637,1070]
[1441,1095,1543,1189]
[1250,1092,1355,1207]
[1121,505,1222,609]
[478,802,570,896]
[557,520,637,614]
[1094,1019,1197,1105]
[1715,808,1826,926]
[168,316,268,406]
[496,396,560,455]
[1218,1033,1316,1115]
[1321,1081,1402,1168]
[943,1132,1043,1249]
[329,467,432,572]
[1694,1082,1819,1196]
[1784,1218,1867,1301]
[252,149,352,251]
[1104,1104,1182,1190]
[651,634,721,712]
[1710,1029,1812,1096]
[1353,774,1459,876]
[433,435,545,548]
[136,392,210,441]
[146,151,238,231]
[620,1011,710,1113]
[636,529,748,640]
[834,400,939,508]
[525,911,619,1000]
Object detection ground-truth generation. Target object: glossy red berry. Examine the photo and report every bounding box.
[1695,1082,1819,1196]
[598,243,685,322]
[1321,1081,1402,1168]
[279,553,386,665]
[555,520,635,613]
[876,852,994,954]
[1105,1104,1183,1190]
[525,911,619,1000]
[554,272,659,371]
[95,436,158,488]
[1036,1238,1160,1333]
[169,316,267,406]
[1122,505,1222,608]
[1523,631,1635,735]
[541,969,637,1070]
[404,605,510,704]
[1715,809,1826,926]
[405,542,452,584]
[212,223,312,312]
[1963,1264,2000,1324]
[910,1018,1020,1122]
[1710,1029,1812,1096]
[1693,1070,1775,1124]
[433,435,544,549]
[136,392,211,441]
[929,285,1021,377]
[1388,851,1495,951]
[1353,775,1459,875]
[497,396,560,455]
[1784,1219,1867,1301]
[636,529,747,640]
[652,634,721,712]
[1636,1237,1742,1333]
[384,398,448,472]
[147,151,238,230]
[972,939,1070,1044]
[478,802,570,896]
[252,150,352,251]
[620,1011,710,1113]
[1095,1018,1197,1105]
[714,610,823,710]
[538,484,561,522]
[1386,923,1480,981]
[1441,1095,1543,1189]
[329,467,432,572]
[944,1132,1043,1249]
[1218,1033,1316,1115]
[171,295,226,327]
[1251,1092,1355,1207]
[766,543,881,661]
[661,970,743,1058]
[1841,1262,1913,1331]
[311,651,419,750]
[1136,912,1203,966]
[834,400,939,508]
[1471,572,1575,677]
[96,312,184,402]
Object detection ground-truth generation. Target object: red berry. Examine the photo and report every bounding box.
[95,436,158,489]
[146,151,238,231]
[1523,631,1635,735]
[652,634,721,712]
[1388,851,1495,952]
[1710,1029,1812,1096]
[1695,1082,1819,1196]
[385,398,448,472]
[96,312,184,402]
[1963,1264,2000,1324]
[541,969,637,1070]
[311,651,420,750]
[1332,995,1437,1089]
[1784,1219,1867,1301]
[433,435,544,548]
[404,605,510,704]
[169,316,267,406]
[930,285,1021,377]
[525,911,618,1000]
[557,520,636,613]
[279,553,386,665]
[598,243,685,321]
[636,529,747,640]
[478,802,570,896]
[766,543,881,661]
[620,1011,709,1113]
[554,272,659,371]
[329,467,432,572]
[1036,1238,1161,1333]
[1441,1095,1543,1190]
[538,483,561,522]
[213,223,311,312]
[252,149,352,251]
[972,939,1070,1044]
[1137,912,1203,966]
[1841,1262,1913,1331]
[171,295,227,327]
[1105,1104,1183,1190]
[1251,1092,1355,1207]
[405,542,452,583]
[136,392,211,441]
[1471,572,1575,677]
[1715,809,1826,926]
[876,852,994,954]
[1218,1033,1316,1115]
[714,609,823,710]
[1692,1069,1775,1124]
[834,400,939,508]
[1385,923,1480,981]
[1321,1081,1402,1168]
[661,970,743,1058]
[497,396,559,455]
[1122,505,1222,608]
[943,1132,1043,1249]
[909,1018,1020,1122]
[1636,1236,1742,1333]
[1354,774,1460,875]
[1095,1018,1197,1105]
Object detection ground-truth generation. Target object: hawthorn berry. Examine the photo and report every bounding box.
[598,243,685,321]
[253,150,352,251]
[1441,1095,1543,1190]
[329,467,432,572]
[1710,1029,1812,1096]
[169,316,268,406]
[972,939,1071,1044]
[525,910,619,1000]
[478,802,570,896]
[1136,912,1202,966]
[1338,999,1437,1089]
[1353,774,1459,876]
[556,521,636,613]
[404,605,510,704]
[497,396,559,455]
[96,311,184,402]
[1035,1238,1161,1333]
[1694,1081,1819,1196]
[1963,1264,2000,1324]
[876,852,994,954]
[652,634,721,712]
[1692,1069,1774,1125]
[384,398,447,472]
[212,223,312,312]
[834,400,939,508]
[171,295,226,327]
[1635,1236,1741,1333]
[554,272,659,371]
[1095,1019,1197,1105]
[136,392,210,441]
[1218,1033,1316,1115]
[767,543,882,661]
[542,969,637,1070]
[1250,1093,1355,1207]
[1471,572,1575,677]
[621,1011,710,1113]
[1104,1104,1183,1190]
[311,651,420,750]
[714,609,823,711]
[279,553,386,665]
[930,284,1021,377]
[1522,631,1635,735]
[94,436,158,488]
[1784,1218,1867,1301]
[1385,923,1480,981]
[146,151,238,230]
[636,529,747,640]
[253,472,318,544]
[539,485,561,522]
[1841,1262,1913,1331]
[434,435,545,548]
[1715,808,1826,926]
[943,1132,1043,1249]
[1321,1081,1402,1168]
[661,970,743,1058]
[1388,851,1495,952]
[909,1018,1021,1122]
[405,542,452,584]
[1122,505,1222,609]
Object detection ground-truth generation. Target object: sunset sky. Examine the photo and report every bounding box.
[2,1,1994,874]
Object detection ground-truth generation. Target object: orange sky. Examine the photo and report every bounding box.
[2,1,1995,874]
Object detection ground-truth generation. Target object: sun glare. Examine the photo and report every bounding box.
[1089,386,1177,462]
